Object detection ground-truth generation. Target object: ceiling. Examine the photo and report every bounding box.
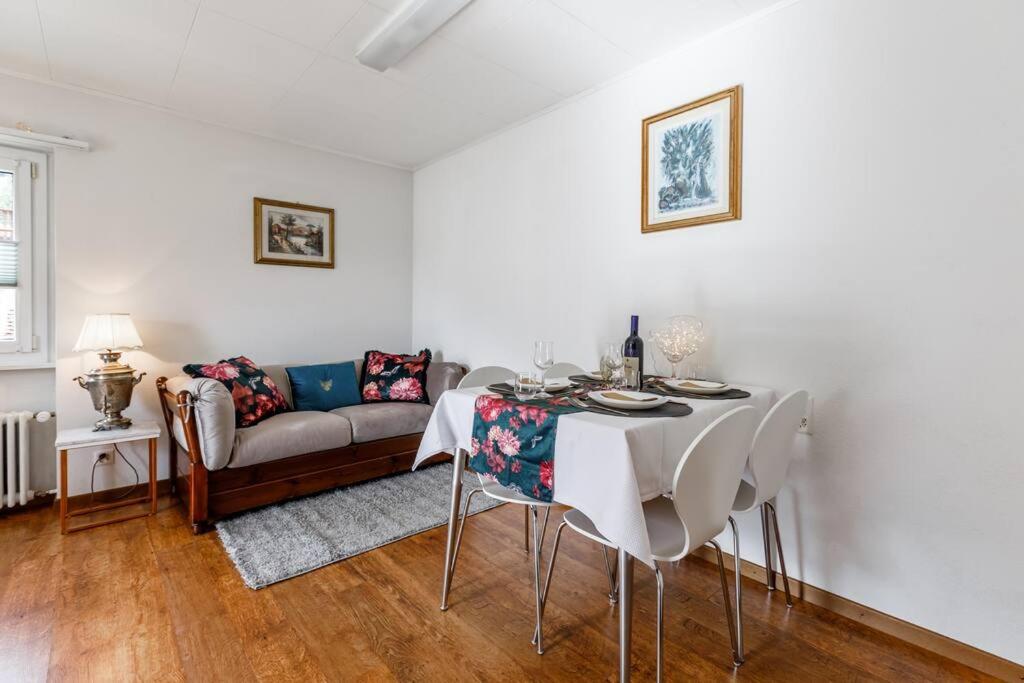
[0,0,776,169]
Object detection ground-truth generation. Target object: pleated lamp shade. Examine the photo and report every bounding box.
[72,313,144,352]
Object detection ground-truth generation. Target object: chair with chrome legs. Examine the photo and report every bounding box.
[540,406,760,679]
[444,365,559,654]
[453,364,593,557]
[532,358,622,606]
[729,390,808,624]
[451,366,534,555]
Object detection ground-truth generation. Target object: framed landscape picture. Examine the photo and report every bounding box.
[641,85,742,233]
[253,197,335,268]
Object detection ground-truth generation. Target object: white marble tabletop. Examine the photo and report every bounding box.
[55,420,162,449]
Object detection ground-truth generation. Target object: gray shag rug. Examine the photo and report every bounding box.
[216,464,501,589]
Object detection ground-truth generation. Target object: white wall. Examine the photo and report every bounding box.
[412,0,1024,664]
[0,369,53,414]
[0,74,413,496]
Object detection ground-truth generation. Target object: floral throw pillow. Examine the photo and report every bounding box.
[361,349,431,404]
[182,356,290,428]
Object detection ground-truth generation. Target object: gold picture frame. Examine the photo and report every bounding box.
[641,85,742,233]
[253,197,335,268]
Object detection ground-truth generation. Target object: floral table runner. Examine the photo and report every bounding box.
[469,394,583,502]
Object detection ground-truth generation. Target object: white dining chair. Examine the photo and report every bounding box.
[454,366,534,552]
[446,365,558,654]
[731,389,809,608]
[458,365,517,389]
[540,405,760,678]
[545,362,586,377]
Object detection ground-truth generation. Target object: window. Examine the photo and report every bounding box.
[0,144,48,365]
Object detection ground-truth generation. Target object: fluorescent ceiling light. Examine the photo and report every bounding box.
[356,0,472,72]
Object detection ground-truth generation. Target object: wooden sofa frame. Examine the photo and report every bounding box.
[156,377,449,533]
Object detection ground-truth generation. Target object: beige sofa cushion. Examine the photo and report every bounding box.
[265,359,461,408]
[165,376,236,471]
[330,403,432,443]
[425,362,464,404]
[261,364,294,408]
[229,411,352,468]
[262,359,364,409]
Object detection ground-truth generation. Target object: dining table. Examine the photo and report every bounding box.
[413,379,774,681]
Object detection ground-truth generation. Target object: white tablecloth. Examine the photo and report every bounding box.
[414,384,774,566]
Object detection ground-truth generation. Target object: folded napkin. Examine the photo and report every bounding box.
[601,391,659,402]
[675,380,727,389]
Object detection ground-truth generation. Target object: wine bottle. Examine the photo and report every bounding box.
[623,315,644,389]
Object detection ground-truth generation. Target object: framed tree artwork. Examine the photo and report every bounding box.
[253,197,335,268]
[641,85,742,233]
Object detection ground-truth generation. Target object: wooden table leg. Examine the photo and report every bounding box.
[618,548,634,682]
[59,449,68,535]
[440,447,467,611]
[169,436,177,495]
[149,438,158,515]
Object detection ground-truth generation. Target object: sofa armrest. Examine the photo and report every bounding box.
[164,375,236,471]
[427,362,466,405]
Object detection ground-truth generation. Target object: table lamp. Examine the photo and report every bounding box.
[650,315,704,379]
[72,313,146,431]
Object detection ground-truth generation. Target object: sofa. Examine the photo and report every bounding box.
[156,359,464,533]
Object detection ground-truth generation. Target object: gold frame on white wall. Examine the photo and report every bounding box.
[253,197,335,269]
[641,85,743,233]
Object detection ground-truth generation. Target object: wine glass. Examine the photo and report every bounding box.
[514,372,539,401]
[650,315,704,379]
[600,342,624,389]
[533,341,554,398]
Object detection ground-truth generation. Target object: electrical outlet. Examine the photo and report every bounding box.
[94,452,113,466]
[798,397,814,434]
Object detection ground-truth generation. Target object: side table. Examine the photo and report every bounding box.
[55,421,162,534]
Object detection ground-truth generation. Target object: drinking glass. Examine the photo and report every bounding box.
[533,340,554,398]
[514,372,540,401]
[685,361,706,381]
[600,343,624,389]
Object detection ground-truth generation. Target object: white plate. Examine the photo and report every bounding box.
[663,379,731,395]
[588,390,668,410]
[585,371,604,380]
[542,379,571,392]
[505,378,571,392]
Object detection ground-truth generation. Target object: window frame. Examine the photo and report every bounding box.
[0,144,49,367]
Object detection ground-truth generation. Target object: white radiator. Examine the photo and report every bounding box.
[1,411,51,509]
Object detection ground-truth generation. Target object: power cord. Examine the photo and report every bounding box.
[89,442,141,504]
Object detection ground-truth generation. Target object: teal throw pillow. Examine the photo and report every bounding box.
[286,362,361,412]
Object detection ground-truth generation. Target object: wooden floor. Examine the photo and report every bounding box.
[0,498,995,682]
